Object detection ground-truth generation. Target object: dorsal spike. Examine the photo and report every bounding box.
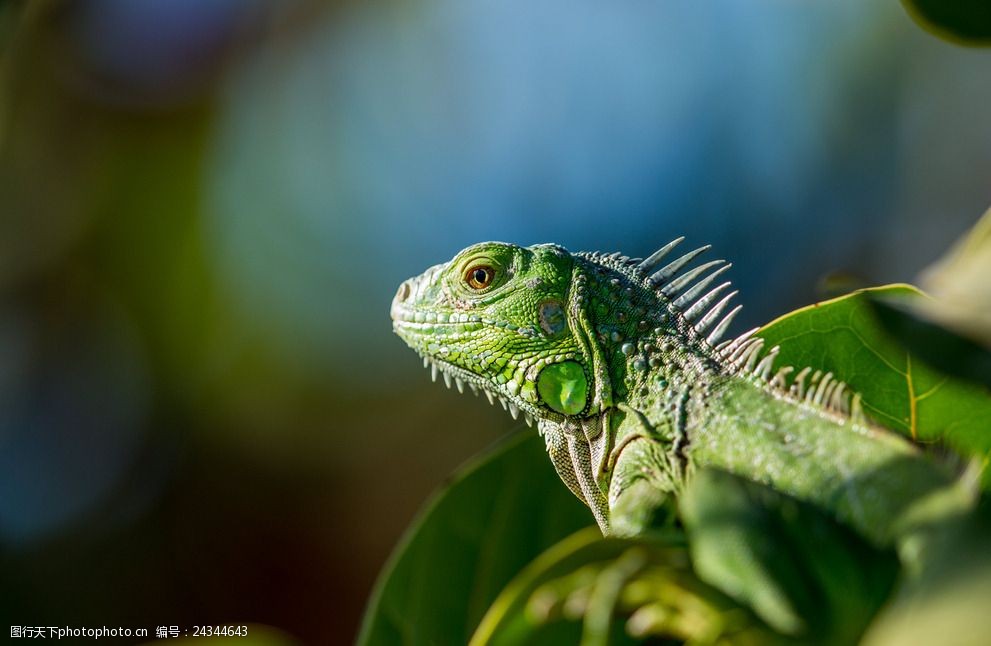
[662,259,725,297]
[831,383,848,412]
[681,280,731,322]
[812,373,833,405]
[727,337,763,370]
[769,365,794,389]
[703,301,742,345]
[753,346,779,380]
[804,371,823,403]
[790,367,812,398]
[743,340,858,421]
[741,340,765,373]
[820,378,840,408]
[851,393,866,425]
[725,337,759,363]
[719,326,759,360]
[674,262,732,311]
[637,237,685,273]
[699,302,743,345]
[733,339,764,374]
[649,245,712,285]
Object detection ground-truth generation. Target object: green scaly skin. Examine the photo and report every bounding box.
[390,241,973,557]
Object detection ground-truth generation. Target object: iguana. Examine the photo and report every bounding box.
[390,240,975,558]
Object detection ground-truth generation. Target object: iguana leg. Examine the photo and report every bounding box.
[607,405,680,536]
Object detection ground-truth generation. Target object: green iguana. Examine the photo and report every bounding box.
[390,240,975,558]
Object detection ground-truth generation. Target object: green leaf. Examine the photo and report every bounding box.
[357,431,593,646]
[868,297,991,389]
[681,469,899,645]
[863,500,991,646]
[919,206,991,348]
[471,528,787,646]
[756,284,991,482]
[901,0,991,45]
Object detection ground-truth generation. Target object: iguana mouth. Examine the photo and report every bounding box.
[391,298,540,347]
[412,351,537,427]
[390,305,483,329]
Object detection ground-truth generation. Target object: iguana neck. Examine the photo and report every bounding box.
[570,254,723,413]
[548,255,725,533]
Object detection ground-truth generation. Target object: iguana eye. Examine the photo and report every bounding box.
[465,265,495,290]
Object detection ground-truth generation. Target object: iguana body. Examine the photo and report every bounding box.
[391,240,970,556]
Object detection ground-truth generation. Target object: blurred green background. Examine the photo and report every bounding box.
[0,1,988,643]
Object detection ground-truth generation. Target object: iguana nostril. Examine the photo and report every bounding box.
[396,281,411,303]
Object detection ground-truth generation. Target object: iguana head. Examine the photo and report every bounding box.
[391,242,593,424]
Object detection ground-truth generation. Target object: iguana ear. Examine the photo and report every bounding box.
[568,264,614,413]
